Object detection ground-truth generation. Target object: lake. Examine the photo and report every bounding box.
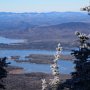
[7,59,74,74]
[0,49,71,58]
[1,49,75,74]
[0,36,25,44]
[0,36,75,74]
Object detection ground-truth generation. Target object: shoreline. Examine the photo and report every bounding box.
[6,65,71,90]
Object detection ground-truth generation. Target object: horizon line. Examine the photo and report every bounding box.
[0,11,84,13]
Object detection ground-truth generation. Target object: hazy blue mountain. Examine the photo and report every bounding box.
[0,22,90,40]
[0,16,90,49]
[0,12,90,44]
[0,12,90,31]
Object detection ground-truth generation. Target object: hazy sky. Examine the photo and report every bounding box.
[0,0,89,12]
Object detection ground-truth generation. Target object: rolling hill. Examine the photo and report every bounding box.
[0,12,90,49]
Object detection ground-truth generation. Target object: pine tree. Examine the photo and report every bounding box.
[0,57,10,89]
[58,31,90,90]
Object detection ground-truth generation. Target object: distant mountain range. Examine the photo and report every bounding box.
[0,12,90,31]
[0,12,90,49]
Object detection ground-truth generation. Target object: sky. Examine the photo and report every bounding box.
[0,0,89,12]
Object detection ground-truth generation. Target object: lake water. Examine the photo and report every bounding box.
[7,59,74,74]
[0,49,71,58]
[0,36,75,74]
[0,36,25,44]
[2,49,74,74]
